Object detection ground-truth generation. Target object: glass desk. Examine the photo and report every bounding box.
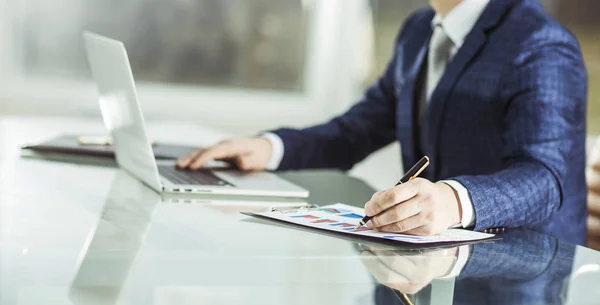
[0,156,599,305]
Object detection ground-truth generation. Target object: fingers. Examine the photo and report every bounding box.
[232,154,254,171]
[589,215,600,238]
[586,163,600,217]
[177,140,246,170]
[177,138,272,171]
[402,225,438,236]
[588,236,600,251]
[591,162,600,175]
[365,179,423,216]
[189,142,238,170]
[360,252,413,290]
[369,250,418,276]
[360,251,427,294]
[368,198,421,228]
[374,213,424,233]
[589,192,600,216]
[587,166,600,193]
[177,148,205,168]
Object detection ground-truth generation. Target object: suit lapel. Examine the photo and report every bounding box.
[423,0,517,177]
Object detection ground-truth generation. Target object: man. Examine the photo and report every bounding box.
[179,0,588,245]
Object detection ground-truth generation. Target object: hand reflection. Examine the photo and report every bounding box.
[360,246,459,294]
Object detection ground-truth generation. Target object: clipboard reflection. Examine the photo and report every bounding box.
[69,171,160,305]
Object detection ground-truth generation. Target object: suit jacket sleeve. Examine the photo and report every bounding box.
[268,17,420,171]
[452,39,588,230]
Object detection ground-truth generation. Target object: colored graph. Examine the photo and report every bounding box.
[312,219,337,224]
[347,227,372,232]
[320,207,352,214]
[339,213,363,219]
[290,215,319,219]
[330,223,355,228]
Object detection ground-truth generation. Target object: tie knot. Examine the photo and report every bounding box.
[432,24,454,49]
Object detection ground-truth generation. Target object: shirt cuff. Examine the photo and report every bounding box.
[260,133,285,171]
[438,245,471,279]
[441,180,476,228]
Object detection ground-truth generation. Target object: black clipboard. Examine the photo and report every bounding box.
[21,134,197,160]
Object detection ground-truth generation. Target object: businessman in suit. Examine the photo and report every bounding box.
[179,0,588,245]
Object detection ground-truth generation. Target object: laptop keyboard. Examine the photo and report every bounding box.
[158,166,234,187]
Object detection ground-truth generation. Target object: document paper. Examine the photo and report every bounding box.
[253,203,494,244]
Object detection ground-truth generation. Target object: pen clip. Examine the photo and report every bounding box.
[409,158,429,180]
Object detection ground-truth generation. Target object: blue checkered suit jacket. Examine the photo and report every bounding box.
[271,0,588,244]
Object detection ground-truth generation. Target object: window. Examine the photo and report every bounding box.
[0,0,370,133]
[17,0,308,92]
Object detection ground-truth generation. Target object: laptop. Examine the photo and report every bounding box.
[83,32,309,198]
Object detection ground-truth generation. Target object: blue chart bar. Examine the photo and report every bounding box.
[383,235,423,240]
[339,213,363,219]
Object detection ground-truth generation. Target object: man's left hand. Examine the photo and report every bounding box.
[365,178,462,235]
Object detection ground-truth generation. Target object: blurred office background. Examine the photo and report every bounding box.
[0,0,598,188]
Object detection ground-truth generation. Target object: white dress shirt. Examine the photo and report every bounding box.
[264,0,490,237]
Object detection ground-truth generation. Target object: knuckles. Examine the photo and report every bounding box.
[370,191,382,201]
[411,177,428,188]
[391,207,404,222]
[370,217,380,227]
[237,157,253,171]
[382,190,398,204]
[391,222,404,233]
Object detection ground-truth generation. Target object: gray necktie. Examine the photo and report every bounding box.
[426,24,455,101]
[417,23,455,155]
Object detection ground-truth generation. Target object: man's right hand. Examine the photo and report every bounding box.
[176,138,273,171]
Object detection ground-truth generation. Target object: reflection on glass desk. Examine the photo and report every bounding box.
[369,229,600,305]
[0,156,599,305]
